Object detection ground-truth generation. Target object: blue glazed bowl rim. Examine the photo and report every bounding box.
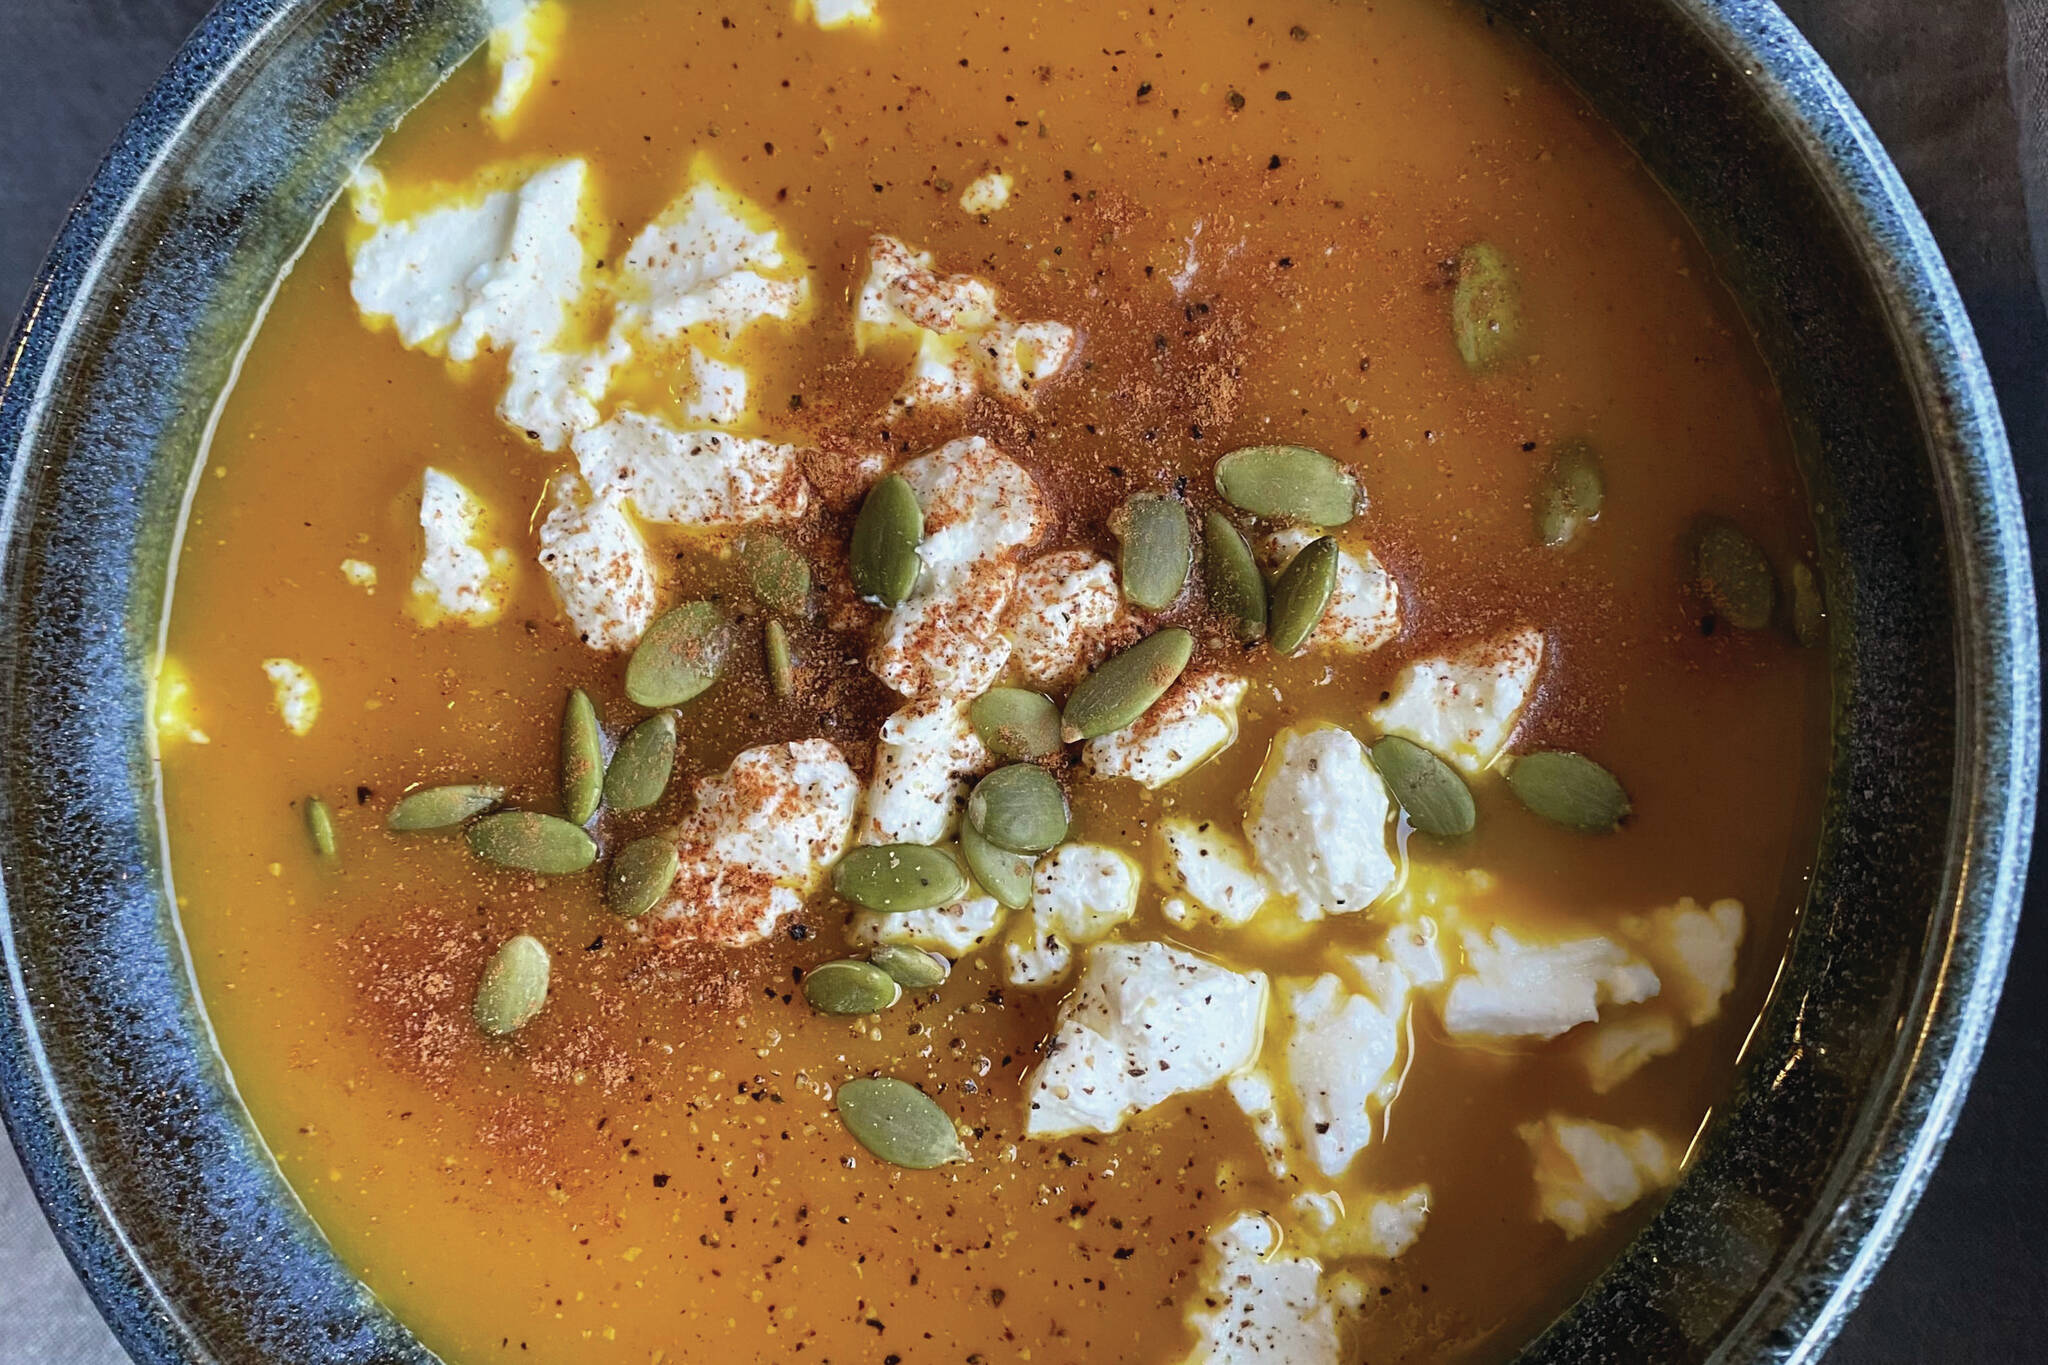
[0,0,2034,1361]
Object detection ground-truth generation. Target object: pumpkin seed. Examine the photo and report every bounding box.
[969,688,1062,759]
[1791,560,1825,648]
[1504,751,1631,832]
[803,959,904,1016]
[1369,736,1476,837]
[765,619,796,698]
[966,764,1069,855]
[606,834,680,919]
[1691,517,1776,630]
[388,783,505,832]
[466,811,599,875]
[474,934,550,1037]
[1452,241,1520,370]
[1114,493,1193,610]
[1061,627,1195,742]
[1533,440,1604,547]
[303,796,338,858]
[833,844,969,914]
[870,944,950,990]
[1268,536,1339,655]
[835,1077,967,1169]
[560,688,603,825]
[603,712,677,812]
[1214,445,1359,526]
[961,820,1036,909]
[625,602,731,708]
[740,533,810,614]
[851,473,924,606]
[1202,510,1267,641]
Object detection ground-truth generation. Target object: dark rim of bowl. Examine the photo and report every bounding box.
[0,1,2035,1362]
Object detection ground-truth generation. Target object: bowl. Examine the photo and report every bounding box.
[0,0,2033,1360]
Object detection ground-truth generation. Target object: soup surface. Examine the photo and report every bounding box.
[158,0,1830,1361]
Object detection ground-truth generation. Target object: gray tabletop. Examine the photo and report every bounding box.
[2,0,2043,1360]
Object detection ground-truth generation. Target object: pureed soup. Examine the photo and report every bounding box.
[156,0,1830,1360]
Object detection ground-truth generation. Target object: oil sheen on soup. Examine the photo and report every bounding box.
[157,0,1830,1361]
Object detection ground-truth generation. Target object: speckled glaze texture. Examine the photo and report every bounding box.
[0,0,2031,1362]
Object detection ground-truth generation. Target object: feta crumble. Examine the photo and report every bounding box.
[1085,670,1249,790]
[152,657,209,747]
[1367,627,1545,774]
[261,658,321,737]
[613,172,810,344]
[1024,941,1266,1137]
[1181,1212,1348,1365]
[1519,1114,1679,1238]
[959,170,1014,215]
[858,695,989,846]
[1244,726,1398,918]
[855,234,1078,409]
[848,894,1007,959]
[652,740,859,946]
[1577,1014,1684,1094]
[535,471,659,651]
[483,1,564,126]
[1261,528,1400,653]
[1005,844,1141,988]
[1002,549,1125,688]
[339,559,378,590]
[573,411,809,527]
[1623,897,1745,1027]
[1290,1185,1432,1260]
[1159,817,1272,928]
[1275,944,1426,1180]
[796,0,877,29]
[410,468,514,627]
[1442,925,1660,1040]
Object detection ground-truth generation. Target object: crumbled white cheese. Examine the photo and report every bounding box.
[1623,897,1745,1027]
[1262,528,1400,653]
[848,894,1007,959]
[261,658,321,737]
[573,411,808,527]
[869,438,1047,698]
[614,173,809,344]
[1085,670,1248,790]
[1290,1185,1432,1260]
[410,468,514,626]
[535,471,659,651]
[1367,627,1545,774]
[1024,941,1267,1137]
[152,657,209,747]
[498,336,624,452]
[1002,550,1125,688]
[1226,1071,1293,1180]
[1379,915,1449,988]
[796,0,877,29]
[1182,1212,1347,1365]
[682,348,749,424]
[959,170,1014,215]
[653,740,859,946]
[1442,926,1660,1041]
[1279,970,1407,1179]
[339,559,378,590]
[855,235,1078,409]
[1577,1014,1684,1094]
[859,696,988,846]
[1519,1114,1679,1239]
[483,1,563,126]
[1005,844,1140,988]
[1159,817,1272,928]
[1244,726,1398,918]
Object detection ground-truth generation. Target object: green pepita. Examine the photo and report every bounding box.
[603,712,677,813]
[1791,560,1825,648]
[834,1077,967,1169]
[466,811,600,875]
[961,820,1036,909]
[869,944,950,990]
[740,533,811,614]
[388,783,505,832]
[966,764,1069,855]
[303,796,338,858]
[1060,627,1195,742]
[1214,445,1359,527]
[1114,493,1193,610]
[1202,510,1267,641]
[969,688,1062,760]
[1369,736,1476,838]
[625,602,731,708]
[851,473,924,606]
[1533,440,1604,548]
[1452,241,1520,371]
[765,619,796,698]
[474,934,550,1037]
[1267,536,1339,656]
[1691,517,1776,631]
[606,834,681,918]
[1504,751,1632,832]
[833,844,969,914]
[560,688,603,825]
[802,959,904,1016]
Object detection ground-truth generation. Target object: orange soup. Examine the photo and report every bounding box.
[157,0,1829,1360]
